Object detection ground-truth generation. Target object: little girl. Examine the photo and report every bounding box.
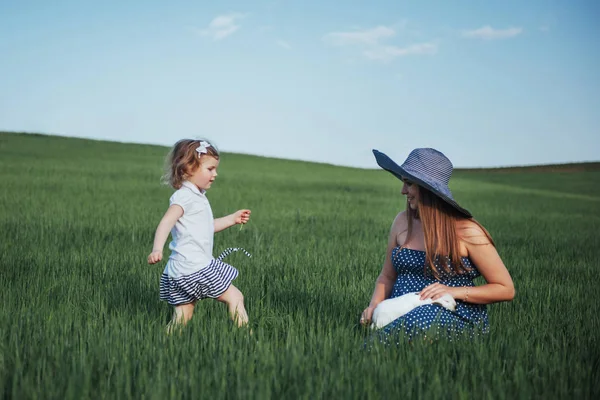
[148,139,251,330]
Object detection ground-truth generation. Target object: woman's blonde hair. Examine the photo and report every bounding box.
[405,186,494,279]
[162,139,219,189]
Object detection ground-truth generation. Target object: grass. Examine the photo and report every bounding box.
[1,131,599,399]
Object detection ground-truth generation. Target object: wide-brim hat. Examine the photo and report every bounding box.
[373,148,472,218]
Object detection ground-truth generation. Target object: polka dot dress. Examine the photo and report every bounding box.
[375,247,489,344]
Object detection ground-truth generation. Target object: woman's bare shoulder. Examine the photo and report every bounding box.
[457,219,492,245]
[392,211,408,231]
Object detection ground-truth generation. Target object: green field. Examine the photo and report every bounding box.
[1,132,599,399]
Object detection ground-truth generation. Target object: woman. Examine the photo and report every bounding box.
[360,148,515,341]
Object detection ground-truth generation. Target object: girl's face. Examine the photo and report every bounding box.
[189,156,219,191]
[401,178,420,210]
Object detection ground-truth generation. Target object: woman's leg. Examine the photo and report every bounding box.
[216,284,249,327]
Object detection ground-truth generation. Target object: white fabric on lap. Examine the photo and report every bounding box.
[371,292,456,329]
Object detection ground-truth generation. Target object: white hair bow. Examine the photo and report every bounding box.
[196,141,211,155]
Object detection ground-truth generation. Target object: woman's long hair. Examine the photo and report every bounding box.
[405,186,494,279]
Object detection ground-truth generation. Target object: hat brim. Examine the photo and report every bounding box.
[373,149,472,218]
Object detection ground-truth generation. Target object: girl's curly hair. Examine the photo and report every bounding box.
[162,139,220,189]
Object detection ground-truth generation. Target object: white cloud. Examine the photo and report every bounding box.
[323,26,395,46]
[364,43,437,61]
[462,26,523,40]
[200,13,246,40]
[276,39,292,49]
[322,25,436,61]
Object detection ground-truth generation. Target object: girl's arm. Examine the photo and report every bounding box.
[148,205,184,264]
[360,212,403,326]
[214,209,251,233]
[419,221,515,304]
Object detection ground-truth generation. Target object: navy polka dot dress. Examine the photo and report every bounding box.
[376,247,489,343]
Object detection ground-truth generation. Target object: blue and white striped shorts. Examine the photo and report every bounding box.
[159,258,239,306]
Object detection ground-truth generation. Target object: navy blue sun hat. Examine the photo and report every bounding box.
[373,148,472,218]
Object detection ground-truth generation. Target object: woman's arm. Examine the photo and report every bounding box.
[457,224,515,303]
[214,209,251,233]
[360,212,403,325]
[420,221,515,304]
[148,205,184,264]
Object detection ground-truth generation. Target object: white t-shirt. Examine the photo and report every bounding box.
[164,181,215,277]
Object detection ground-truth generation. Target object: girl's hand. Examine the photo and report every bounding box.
[148,250,163,264]
[233,209,251,225]
[419,282,455,301]
[360,306,376,326]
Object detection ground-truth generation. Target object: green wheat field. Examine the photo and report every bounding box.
[1,132,599,399]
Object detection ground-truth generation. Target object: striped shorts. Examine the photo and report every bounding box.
[159,258,239,306]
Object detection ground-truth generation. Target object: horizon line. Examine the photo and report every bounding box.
[2,130,599,171]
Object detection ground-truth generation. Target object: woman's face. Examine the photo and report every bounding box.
[401,178,420,210]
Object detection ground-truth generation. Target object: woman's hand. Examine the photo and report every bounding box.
[419,282,457,301]
[148,250,163,264]
[360,306,376,326]
[233,209,251,225]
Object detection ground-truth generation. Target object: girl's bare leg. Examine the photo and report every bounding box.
[216,285,249,327]
[166,303,195,333]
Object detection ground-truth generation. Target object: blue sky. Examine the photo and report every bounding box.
[1,0,598,168]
